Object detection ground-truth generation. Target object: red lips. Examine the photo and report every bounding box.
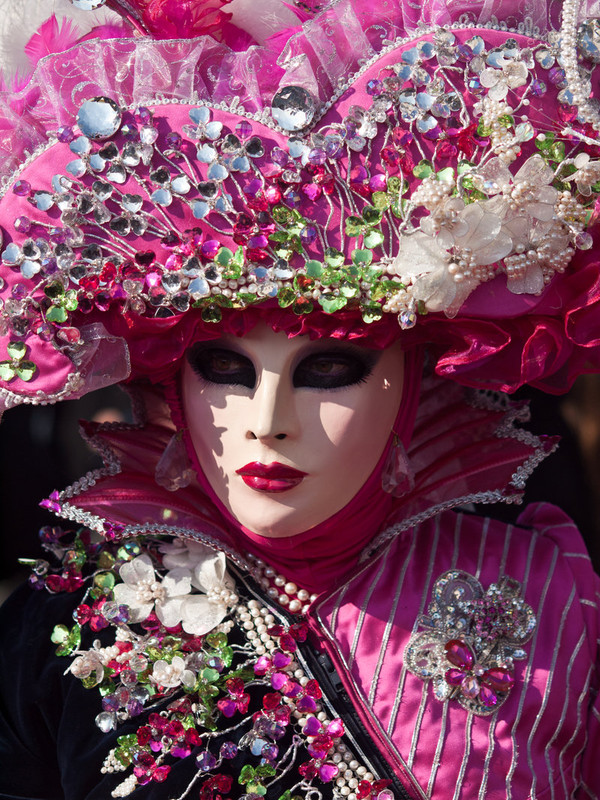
[235,462,307,493]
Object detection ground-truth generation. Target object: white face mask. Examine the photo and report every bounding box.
[182,322,405,537]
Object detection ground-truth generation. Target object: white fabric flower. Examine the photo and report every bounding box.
[70,650,105,683]
[151,655,195,688]
[476,155,558,221]
[160,540,218,571]
[567,153,600,196]
[113,554,192,626]
[180,550,237,636]
[390,203,512,315]
[480,61,528,101]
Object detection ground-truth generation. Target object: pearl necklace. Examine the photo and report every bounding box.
[246,553,318,614]
[560,0,600,131]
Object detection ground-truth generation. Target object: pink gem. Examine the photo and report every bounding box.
[272,650,291,668]
[254,655,272,675]
[369,174,387,191]
[265,185,282,204]
[436,141,458,160]
[303,716,321,736]
[318,763,339,782]
[460,675,480,699]
[326,718,344,737]
[152,765,171,782]
[445,667,466,686]
[301,183,322,201]
[296,695,317,713]
[13,180,31,196]
[482,667,514,692]
[14,216,31,233]
[445,639,474,669]
[558,104,579,124]
[56,327,81,344]
[236,120,252,139]
[217,698,238,717]
[165,253,183,270]
[271,671,288,691]
[479,685,498,708]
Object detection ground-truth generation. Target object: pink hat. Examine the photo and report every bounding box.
[1,0,600,414]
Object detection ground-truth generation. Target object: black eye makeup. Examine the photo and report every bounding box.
[187,343,378,391]
[187,345,256,388]
[293,349,377,390]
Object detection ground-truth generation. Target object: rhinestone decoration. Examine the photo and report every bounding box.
[404,570,536,716]
[77,97,123,140]
[2,28,600,385]
[25,527,393,800]
[271,86,317,131]
[69,0,107,9]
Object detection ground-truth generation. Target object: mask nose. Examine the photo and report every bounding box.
[246,370,299,442]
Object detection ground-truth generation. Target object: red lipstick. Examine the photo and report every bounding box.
[235,462,307,493]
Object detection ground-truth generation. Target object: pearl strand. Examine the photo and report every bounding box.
[247,554,318,614]
[236,599,382,800]
[560,0,600,130]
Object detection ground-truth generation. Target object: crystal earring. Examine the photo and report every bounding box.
[381,433,415,497]
[155,430,195,491]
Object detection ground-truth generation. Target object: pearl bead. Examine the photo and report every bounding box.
[284,582,298,595]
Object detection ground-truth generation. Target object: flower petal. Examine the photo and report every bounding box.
[119,553,154,587]
[180,595,227,636]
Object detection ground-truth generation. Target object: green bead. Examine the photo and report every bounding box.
[413,160,434,179]
[362,206,382,225]
[201,306,222,323]
[363,230,384,249]
[318,294,347,313]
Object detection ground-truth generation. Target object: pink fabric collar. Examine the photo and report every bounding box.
[167,348,423,593]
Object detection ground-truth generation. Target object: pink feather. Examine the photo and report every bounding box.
[24,15,81,66]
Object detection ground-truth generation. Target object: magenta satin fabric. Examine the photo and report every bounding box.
[168,347,423,593]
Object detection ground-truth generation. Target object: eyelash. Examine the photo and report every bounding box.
[186,347,376,390]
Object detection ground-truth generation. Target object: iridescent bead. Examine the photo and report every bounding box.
[166,131,182,149]
[136,106,153,124]
[12,180,31,196]
[57,126,75,143]
[14,216,31,233]
[220,741,238,759]
[236,120,253,139]
[300,226,317,244]
[366,79,383,96]
[548,66,566,86]
[195,751,217,771]
[308,147,326,165]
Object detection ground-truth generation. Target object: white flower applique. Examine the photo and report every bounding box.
[112,553,192,627]
[160,540,239,635]
[566,152,600,196]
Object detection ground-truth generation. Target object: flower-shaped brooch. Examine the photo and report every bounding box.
[404,570,536,716]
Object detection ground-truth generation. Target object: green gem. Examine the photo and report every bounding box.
[387,176,401,194]
[318,294,347,313]
[93,571,115,592]
[81,675,100,689]
[215,247,233,266]
[63,291,78,311]
[497,114,514,128]
[292,297,313,315]
[477,120,492,137]
[200,667,220,682]
[345,216,364,237]
[98,552,115,569]
[413,160,434,179]
[351,249,373,267]
[239,765,255,784]
[391,198,405,218]
[6,341,26,360]
[550,142,565,161]
[46,306,68,323]
[305,260,323,278]
[201,306,222,323]
[0,362,15,381]
[457,160,474,174]
[320,268,339,286]
[213,294,233,308]
[338,280,359,298]
[363,230,384,249]
[535,133,554,152]
[272,205,293,225]
[361,303,384,323]
[371,191,390,210]
[51,624,70,644]
[206,632,227,648]
[362,206,382,225]
[323,247,344,268]
[15,361,36,381]
[269,231,289,243]
[277,287,296,307]
[44,282,64,300]
[222,264,242,280]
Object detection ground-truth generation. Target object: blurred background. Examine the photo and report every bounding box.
[1,375,599,605]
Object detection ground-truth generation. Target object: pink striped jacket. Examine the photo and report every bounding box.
[310,504,600,799]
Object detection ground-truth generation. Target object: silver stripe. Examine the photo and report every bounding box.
[558,663,594,795]
[543,628,586,795]
[348,550,390,668]
[526,586,576,794]
[368,529,418,705]
[452,712,474,800]
[580,598,598,609]
[328,578,352,638]
[388,515,443,736]
[499,522,513,575]
[478,709,499,800]
[408,683,432,770]
[506,536,557,794]
[451,512,462,569]
[427,702,448,796]
[475,516,490,581]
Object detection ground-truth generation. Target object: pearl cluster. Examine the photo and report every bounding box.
[560,0,600,130]
[236,599,384,800]
[247,554,317,614]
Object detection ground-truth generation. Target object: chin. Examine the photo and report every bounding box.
[229,496,313,538]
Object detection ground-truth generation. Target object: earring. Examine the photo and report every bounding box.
[381,433,415,497]
[155,430,195,491]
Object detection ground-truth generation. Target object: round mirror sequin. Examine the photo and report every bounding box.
[271,86,316,131]
[77,97,122,140]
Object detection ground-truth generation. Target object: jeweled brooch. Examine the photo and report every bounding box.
[404,569,536,716]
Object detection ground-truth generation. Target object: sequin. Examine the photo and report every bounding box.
[271,86,317,131]
[77,97,122,140]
